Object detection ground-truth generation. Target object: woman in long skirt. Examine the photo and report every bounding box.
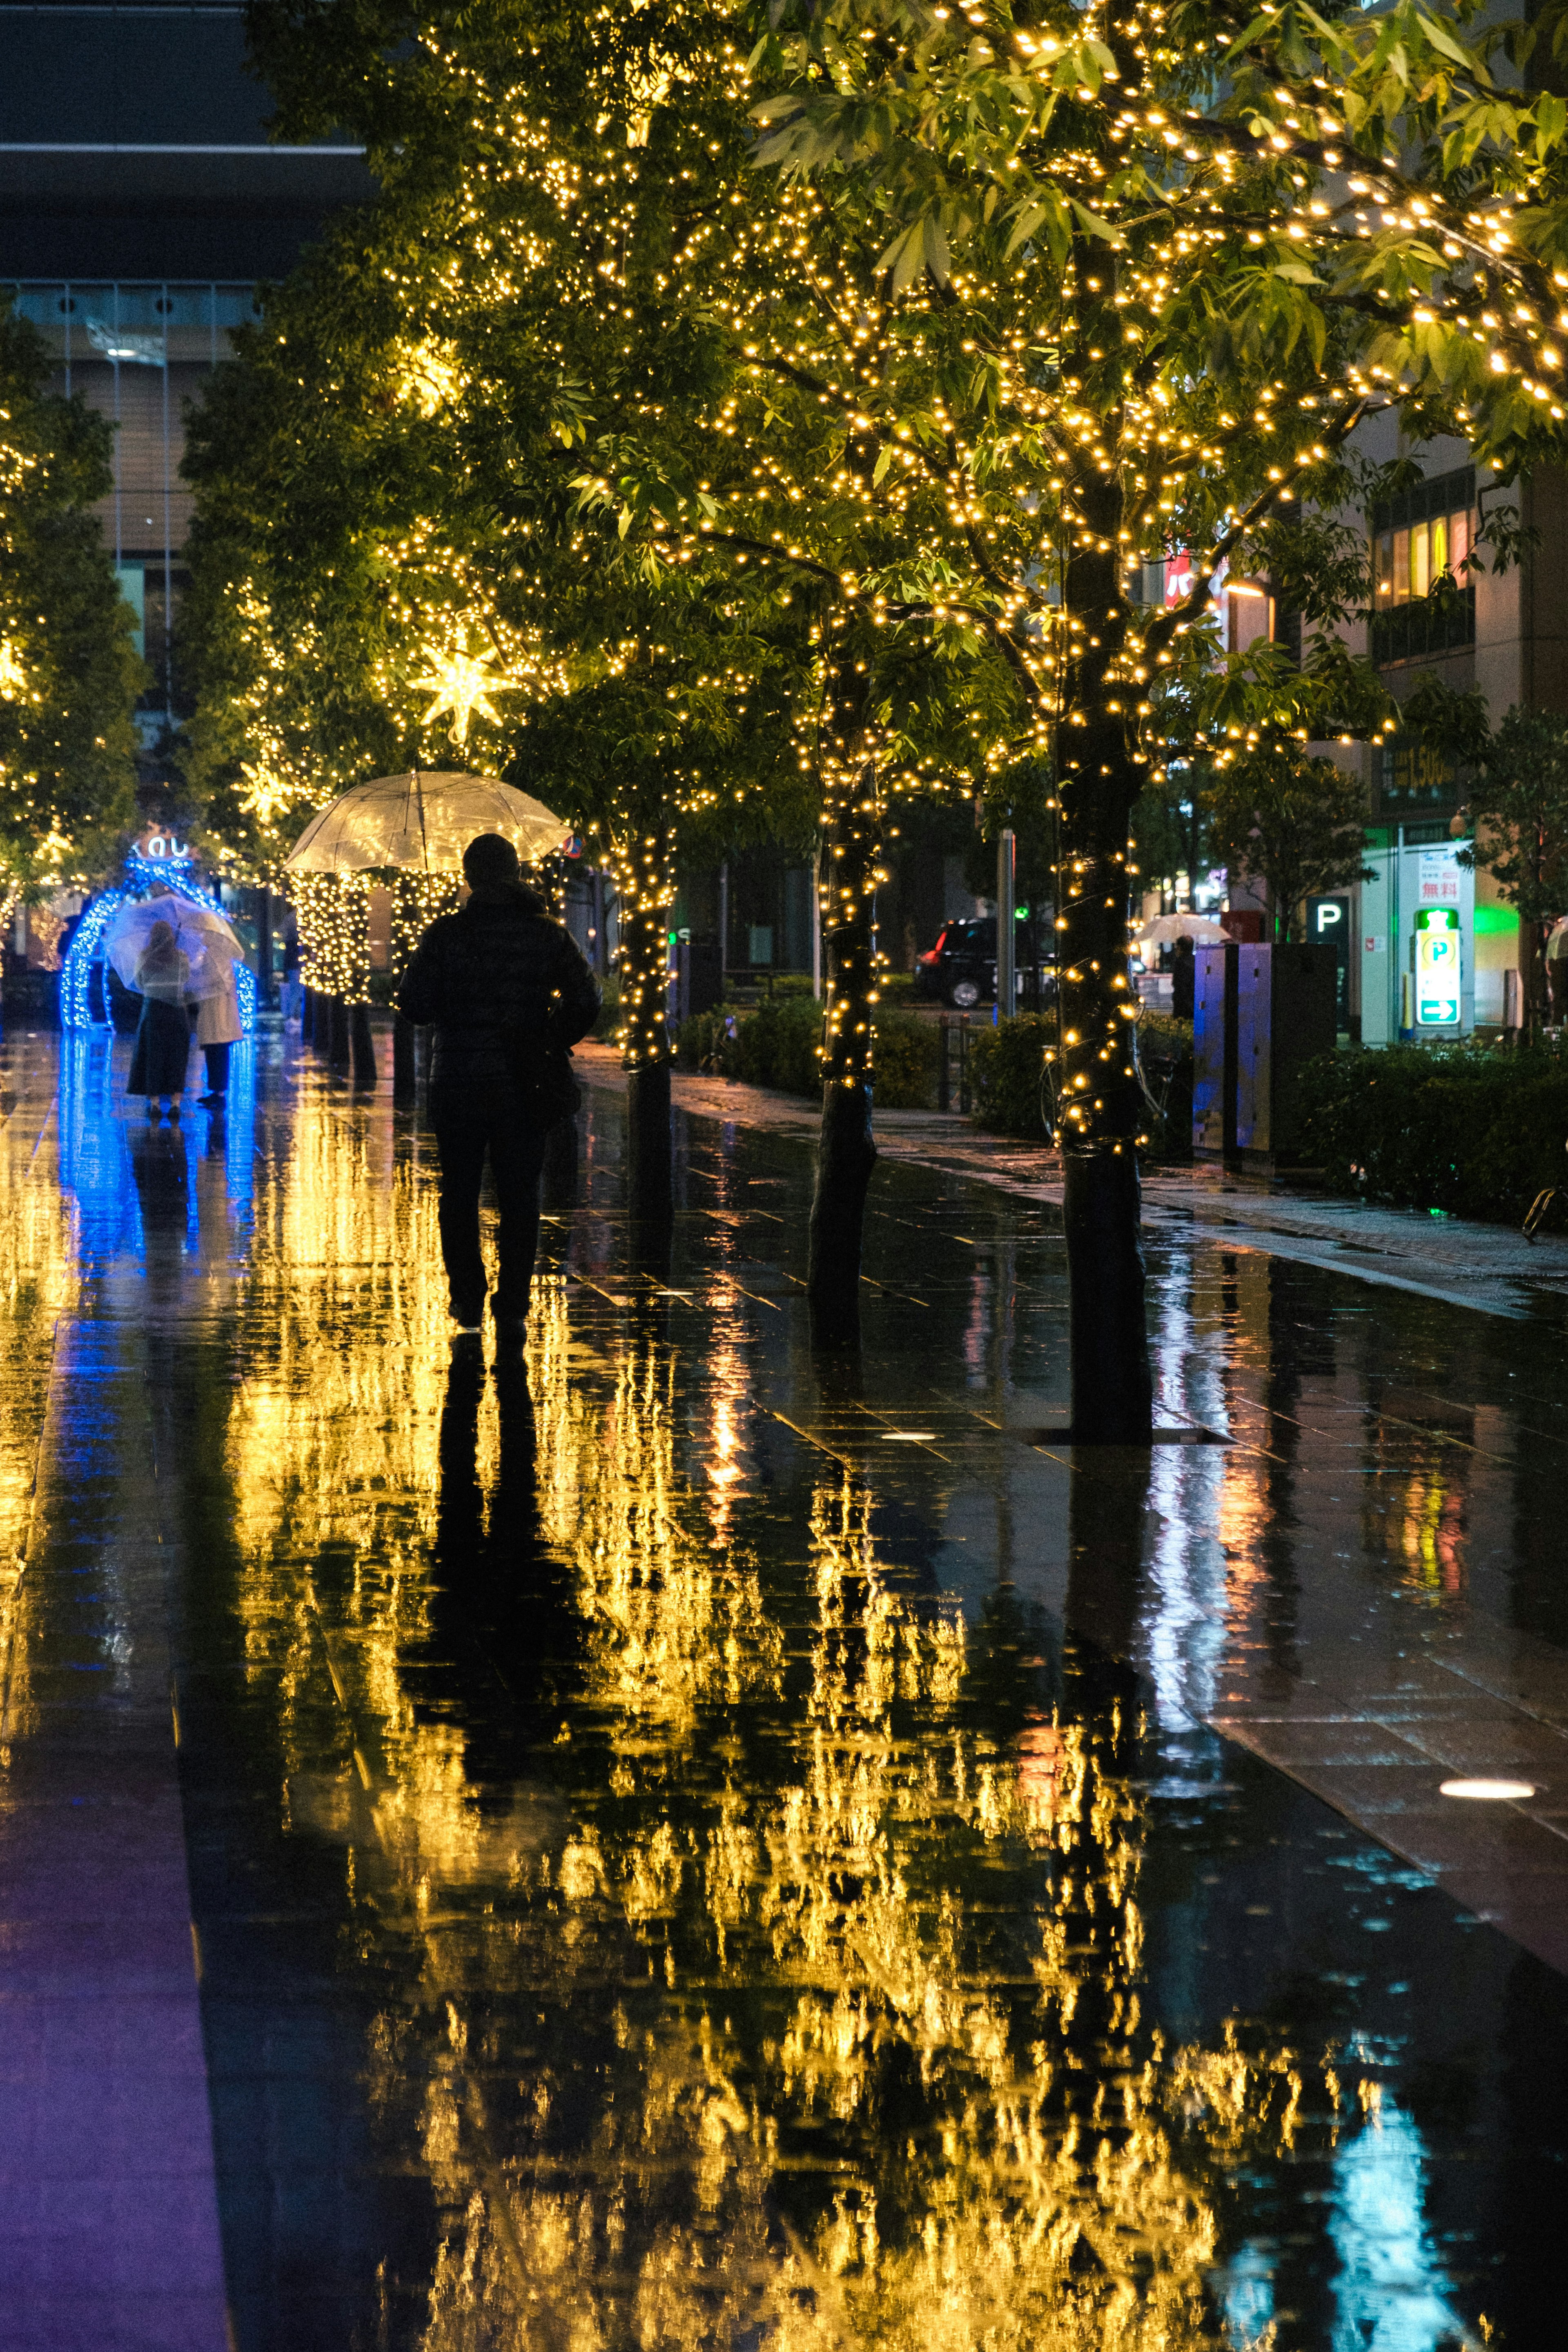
[126,920,191,1118]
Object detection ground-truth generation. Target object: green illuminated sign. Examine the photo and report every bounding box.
[1414,905,1461,1025]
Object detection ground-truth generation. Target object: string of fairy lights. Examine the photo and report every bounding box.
[605,823,677,1072]
[177,0,1568,1157]
[61,853,258,1035]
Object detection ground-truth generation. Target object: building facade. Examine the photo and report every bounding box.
[1,0,373,747]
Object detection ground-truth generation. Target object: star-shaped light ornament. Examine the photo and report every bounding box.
[239,761,295,826]
[410,647,520,749]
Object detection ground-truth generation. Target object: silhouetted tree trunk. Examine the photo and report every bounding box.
[808,678,878,1345]
[1055,459,1154,1441]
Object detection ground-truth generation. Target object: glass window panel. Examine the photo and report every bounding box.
[1430,513,1448,577]
[113,286,166,331]
[1410,521,1430,598]
[1376,532,1394,596]
[213,287,263,335]
[1393,527,1410,601]
[1450,508,1469,569]
[157,288,209,328]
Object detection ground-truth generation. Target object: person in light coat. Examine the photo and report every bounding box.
[195,955,243,1106]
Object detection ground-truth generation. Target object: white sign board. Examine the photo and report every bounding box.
[1417,850,1461,907]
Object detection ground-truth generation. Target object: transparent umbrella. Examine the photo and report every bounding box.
[283,770,570,874]
[1136,913,1232,949]
[102,896,244,1002]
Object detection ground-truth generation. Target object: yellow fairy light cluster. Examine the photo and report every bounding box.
[187,1070,1426,2348]
[288,873,374,1007]
[608,822,677,1069]
[389,871,465,975]
[196,0,1568,1141]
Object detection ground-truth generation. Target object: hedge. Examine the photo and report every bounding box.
[967,1011,1194,1160]
[1298,1042,1568,1223]
[674,994,940,1109]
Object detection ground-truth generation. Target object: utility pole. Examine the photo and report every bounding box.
[996,828,1016,1020]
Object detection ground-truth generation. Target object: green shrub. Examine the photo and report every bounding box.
[870,1007,940,1109]
[673,993,937,1107]
[1136,1013,1194,1163]
[969,1015,1053,1139]
[728,991,824,1094]
[1299,1040,1568,1222]
[968,1010,1194,1158]
[674,1005,733,1069]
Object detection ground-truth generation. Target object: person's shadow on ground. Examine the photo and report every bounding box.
[420,1343,586,1783]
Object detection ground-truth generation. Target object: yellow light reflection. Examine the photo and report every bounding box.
[210,1077,1344,2350]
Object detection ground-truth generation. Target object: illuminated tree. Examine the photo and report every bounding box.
[733,0,1568,1425]
[246,0,1031,1336]
[1200,748,1374,942]
[0,298,139,907]
[181,241,807,1207]
[247,0,1568,1406]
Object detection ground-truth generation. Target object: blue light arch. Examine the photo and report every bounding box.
[60,854,257,1035]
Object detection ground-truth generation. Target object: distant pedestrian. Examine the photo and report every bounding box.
[195,954,243,1107]
[1548,919,1568,1026]
[1172,934,1196,1021]
[280,911,302,1027]
[125,920,190,1119]
[396,833,601,1337]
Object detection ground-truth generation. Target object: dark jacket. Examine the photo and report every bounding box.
[396,887,601,1087]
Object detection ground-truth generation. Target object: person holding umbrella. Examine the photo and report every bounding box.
[108,895,249,1120]
[125,920,192,1118]
[396,833,600,1337]
[195,949,243,1107]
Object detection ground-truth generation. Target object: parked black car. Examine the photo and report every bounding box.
[914,915,1054,1009]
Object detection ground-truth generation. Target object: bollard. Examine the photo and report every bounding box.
[958,1013,971,1114]
[350,1003,377,1086]
[937,1012,950,1112]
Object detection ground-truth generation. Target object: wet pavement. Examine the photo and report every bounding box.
[3,1022,1568,2349]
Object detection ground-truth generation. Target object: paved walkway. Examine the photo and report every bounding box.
[2,1023,1568,2346]
[583,1040,1568,1323]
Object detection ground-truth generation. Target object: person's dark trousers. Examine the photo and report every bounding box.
[202,1042,231,1096]
[430,1081,549,1323]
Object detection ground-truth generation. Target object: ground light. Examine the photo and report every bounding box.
[60,853,256,1036]
[1439,1778,1537,1800]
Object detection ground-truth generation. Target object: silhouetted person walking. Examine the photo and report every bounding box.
[1172,934,1196,1021]
[397,833,600,1336]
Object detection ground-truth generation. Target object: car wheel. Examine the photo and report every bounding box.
[949,978,981,1009]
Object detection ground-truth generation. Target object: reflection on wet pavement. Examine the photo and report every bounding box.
[2,1023,1568,2348]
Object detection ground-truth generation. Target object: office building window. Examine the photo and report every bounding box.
[1370,466,1477,664]
[0,281,261,724]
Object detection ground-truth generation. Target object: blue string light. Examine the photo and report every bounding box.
[60,855,256,1036]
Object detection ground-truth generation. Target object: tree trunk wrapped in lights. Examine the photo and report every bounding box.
[611,823,676,1227]
[289,873,378,1081]
[288,874,336,1056]
[389,873,463,1098]
[1049,488,1154,1443]
[809,674,881,1343]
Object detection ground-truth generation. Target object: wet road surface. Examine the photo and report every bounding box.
[2,1023,1568,2350]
